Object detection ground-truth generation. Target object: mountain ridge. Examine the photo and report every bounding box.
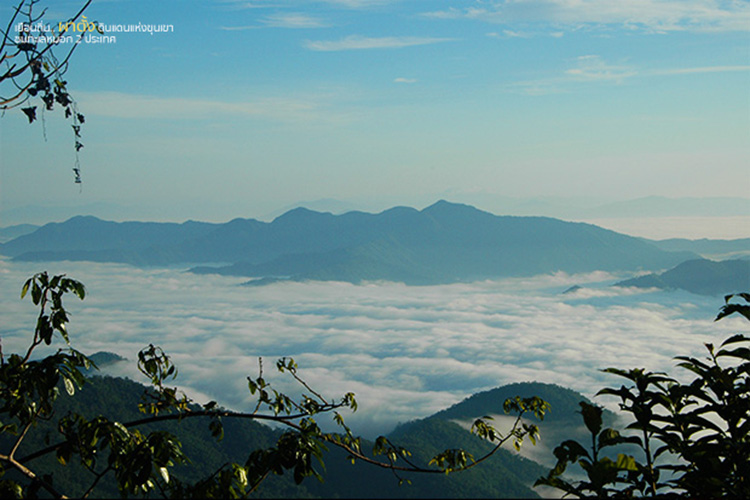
[1,201,698,284]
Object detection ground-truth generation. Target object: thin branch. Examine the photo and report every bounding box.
[81,464,112,499]
[382,437,422,470]
[287,367,328,405]
[0,0,25,57]
[251,357,264,415]
[0,79,32,107]
[322,410,530,475]
[20,404,535,481]
[0,453,67,499]
[0,0,93,108]
[22,284,50,364]
[124,407,346,429]
[18,407,342,464]
[9,420,34,459]
[246,468,272,496]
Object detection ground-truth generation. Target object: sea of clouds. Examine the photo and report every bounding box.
[1,258,743,437]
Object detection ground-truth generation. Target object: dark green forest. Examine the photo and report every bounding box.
[1,373,558,498]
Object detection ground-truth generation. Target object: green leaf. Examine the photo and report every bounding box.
[715,304,750,322]
[72,281,86,300]
[579,402,603,436]
[716,346,750,361]
[209,419,224,441]
[720,333,749,347]
[21,279,32,299]
[31,282,42,305]
[615,453,638,471]
[64,377,75,396]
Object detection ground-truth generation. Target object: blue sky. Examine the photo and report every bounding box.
[1,0,749,230]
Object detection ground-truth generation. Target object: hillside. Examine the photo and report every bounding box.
[1,201,696,285]
[1,371,599,498]
[615,258,750,296]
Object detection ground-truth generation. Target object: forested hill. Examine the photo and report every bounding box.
[2,372,601,498]
[1,201,695,285]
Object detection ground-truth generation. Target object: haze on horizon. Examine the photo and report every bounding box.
[1,0,749,238]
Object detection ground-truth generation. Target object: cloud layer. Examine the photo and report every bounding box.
[303,35,455,51]
[1,258,740,437]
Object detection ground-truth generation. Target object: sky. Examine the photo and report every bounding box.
[1,256,743,438]
[1,0,749,236]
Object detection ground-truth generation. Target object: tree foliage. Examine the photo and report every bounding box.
[536,293,750,497]
[1,0,92,183]
[0,272,548,498]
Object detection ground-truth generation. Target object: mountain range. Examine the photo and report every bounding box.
[2,365,604,498]
[0,201,700,285]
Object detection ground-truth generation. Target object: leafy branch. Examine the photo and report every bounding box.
[1,0,94,183]
[537,292,750,498]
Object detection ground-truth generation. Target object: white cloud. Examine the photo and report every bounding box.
[221,12,330,29]
[502,29,530,38]
[219,1,282,10]
[652,65,750,76]
[304,35,455,51]
[393,77,417,84]
[565,54,637,82]
[262,12,329,28]
[221,0,397,9]
[322,0,394,6]
[1,258,734,438]
[422,0,750,33]
[507,58,750,96]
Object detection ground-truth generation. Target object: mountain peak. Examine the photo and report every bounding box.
[422,199,464,211]
[66,215,105,224]
[273,206,321,220]
[421,200,495,221]
[272,206,335,226]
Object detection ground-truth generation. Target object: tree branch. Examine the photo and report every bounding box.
[0,453,67,499]
[81,464,112,499]
[9,420,34,460]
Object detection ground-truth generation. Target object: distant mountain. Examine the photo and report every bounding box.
[0,216,221,265]
[645,237,750,260]
[191,201,696,284]
[434,382,602,425]
[0,223,38,243]
[428,382,622,468]
[433,195,750,220]
[81,351,128,375]
[260,198,364,221]
[2,374,598,498]
[615,259,750,296]
[589,196,750,218]
[1,201,697,284]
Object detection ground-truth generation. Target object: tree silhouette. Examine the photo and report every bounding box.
[1,0,94,183]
